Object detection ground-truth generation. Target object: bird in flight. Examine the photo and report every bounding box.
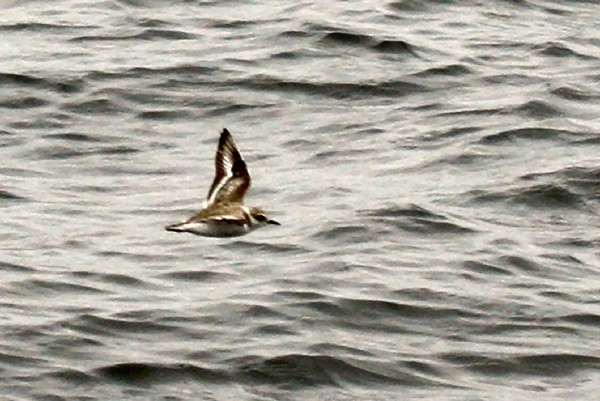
[166,128,280,237]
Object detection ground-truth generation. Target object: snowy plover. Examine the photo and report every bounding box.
[166,129,280,237]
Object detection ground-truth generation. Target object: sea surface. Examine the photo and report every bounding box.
[1,1,599,400]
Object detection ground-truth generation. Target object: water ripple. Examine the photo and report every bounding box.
[94,362,227,384]
[1,1,599,400]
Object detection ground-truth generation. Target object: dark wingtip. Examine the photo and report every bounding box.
[219,128,233,147]
[232,158,247,175]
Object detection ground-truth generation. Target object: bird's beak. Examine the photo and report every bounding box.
[267,219,281,225]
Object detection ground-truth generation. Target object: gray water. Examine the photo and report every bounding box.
[1,1,599,400]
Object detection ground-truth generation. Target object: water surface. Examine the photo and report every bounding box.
[1,1,599,400]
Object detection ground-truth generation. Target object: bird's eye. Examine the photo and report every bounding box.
[255,214,267,222]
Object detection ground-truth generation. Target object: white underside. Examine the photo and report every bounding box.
[170,221,253,237]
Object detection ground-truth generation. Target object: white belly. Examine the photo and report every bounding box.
[173,221,252,237]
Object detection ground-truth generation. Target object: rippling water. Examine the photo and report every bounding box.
[1,1,599,400]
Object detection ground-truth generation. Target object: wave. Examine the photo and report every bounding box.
[311,224,373,244]
[94,362,227,384]
[91,353,453,388]
[319,30,420,56]
[373,39,419,55]
[512,184,584,209]
[237,75,427,99]
[362,203,439,219]
[45,367,96,387]
[362,204,477,235]
[521,166,600,200]
[0,190,26,202]
[320,31,373,46]
[462,260,512,276]
[0,22,94,32]
[414,64,473,77]
[0,260,35,273]
[70,28,196,42]
[159,270,235,282]
[137,110,193,120]
[535,42,595,59]
[62,98,129,115]
[70,271,149,287]
[559,313,600,327]
[84,64,218,81]
[42,132,100,142]
[510,100,563,119]
[337,298,478,320]
[496,254,543,273]
[0,350,47,369]
[65,314,178,337]
[283,293,481,325]
[31,144,139,160]
[441,100,563,120]
[0,72,84,93]
[421,152,499,169]
[479,127,580,144]
[388,0,459,12]
[469,183,585,209]
[0,96,49,109]
[13,279,107,295]
[440,352,600,376]
[233,353,451,387]
[551,85,598,101]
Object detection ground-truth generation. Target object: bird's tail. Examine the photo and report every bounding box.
[165,223,185,232]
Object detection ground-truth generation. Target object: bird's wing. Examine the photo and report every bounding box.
[206,129,251,205]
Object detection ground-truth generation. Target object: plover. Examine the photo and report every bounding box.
[166,128,280,237]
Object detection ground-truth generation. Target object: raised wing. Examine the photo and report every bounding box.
[206,129,251,205]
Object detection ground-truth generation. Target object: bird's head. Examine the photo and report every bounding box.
[250,208,280,226]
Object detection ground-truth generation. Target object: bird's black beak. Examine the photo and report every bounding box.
[267,219,281,225]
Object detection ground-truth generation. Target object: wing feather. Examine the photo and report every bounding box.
[206,129,250,205]
[186,205,249,226]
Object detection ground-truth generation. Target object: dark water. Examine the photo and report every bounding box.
[1,0,599,400]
